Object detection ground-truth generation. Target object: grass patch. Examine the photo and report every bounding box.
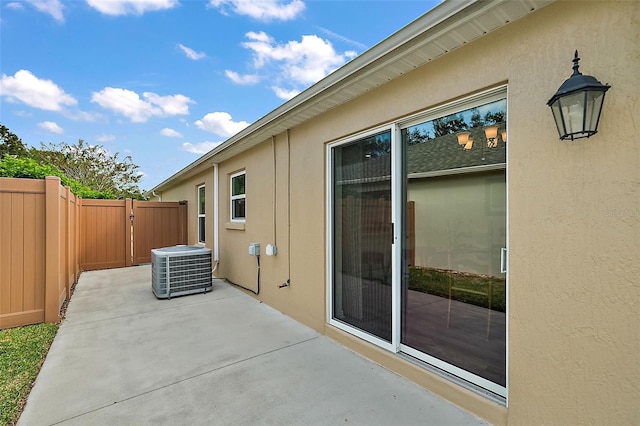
[409,266,506,312]
[0,323,58,426]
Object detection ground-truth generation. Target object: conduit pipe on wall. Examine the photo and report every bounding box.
[213,163,220,271]
[272,135,277,248]
[287,129,291,283]
[273,131,292,289]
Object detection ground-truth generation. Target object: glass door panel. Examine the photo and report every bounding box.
[332,130,392,342]
[401,98,507,387]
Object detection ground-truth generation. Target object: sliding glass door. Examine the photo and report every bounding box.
[328,88,507,396]
[400,96,507,392]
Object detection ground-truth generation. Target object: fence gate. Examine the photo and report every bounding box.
[80,199,187,270]
[132,200,188,265]
[80,199,130,270]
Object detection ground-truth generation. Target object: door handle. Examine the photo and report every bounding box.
[500,247,507,273]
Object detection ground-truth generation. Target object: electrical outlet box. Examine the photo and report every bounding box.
[266,244,277,256]
[248,243,260,256]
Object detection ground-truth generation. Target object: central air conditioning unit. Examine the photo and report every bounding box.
[151,245,212,299]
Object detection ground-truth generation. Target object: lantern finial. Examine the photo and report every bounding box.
[571,50,581,76]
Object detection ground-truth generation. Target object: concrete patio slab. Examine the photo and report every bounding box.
[18,265,487,426]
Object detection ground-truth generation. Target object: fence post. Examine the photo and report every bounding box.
[126,199,133,267]
[78,196,84,272]
[65,186,72,299]
[75,196,81,281]
[44,176,61,324]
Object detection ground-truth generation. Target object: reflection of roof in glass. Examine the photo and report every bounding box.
[336,124,506,186]
[408,125,506,175]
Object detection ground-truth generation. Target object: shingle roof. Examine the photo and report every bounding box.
[336,124,506,187]
[407,126,506,176]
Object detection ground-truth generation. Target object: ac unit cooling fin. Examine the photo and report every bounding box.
[151,245,212,299]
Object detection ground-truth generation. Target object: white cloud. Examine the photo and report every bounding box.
[0,70,77,111]
[178,44,206,60]
[242,31,275,68]
[160,128,183,138]
[209,0,304,22]
[67,110,102,122]
[195,112,249,138]
[13,110,33,118]
[38,121,64,134]
[227,31,354,99]
[181,141,222,154]
[91,88,158,122]
[272,86,300,101]
[96,134,116,142]
[91,87,193,123]
[225,70,260,85]
[6,2,25,10]
[86,0,179,16]
[26,0,64,22]
[143,92,193,116]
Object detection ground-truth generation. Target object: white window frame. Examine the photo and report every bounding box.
[230,171,246,222]
[197,184,206,244]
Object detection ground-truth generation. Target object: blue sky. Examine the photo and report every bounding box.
[1,0,439,189]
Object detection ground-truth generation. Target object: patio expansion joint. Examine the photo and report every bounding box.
[49,334,321,425]
[63,293,245,329]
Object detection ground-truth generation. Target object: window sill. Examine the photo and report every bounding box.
[225,222,245,231]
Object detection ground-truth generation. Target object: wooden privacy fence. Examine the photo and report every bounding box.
[0,177,187,329]
[0,177,79,328]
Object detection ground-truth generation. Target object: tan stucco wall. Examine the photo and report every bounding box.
[503,3,639,425]
[215,135,328,331]
[159,2,639,424]
[159,169,214,247]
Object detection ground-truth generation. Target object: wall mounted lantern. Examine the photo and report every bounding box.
[547,51,610,140]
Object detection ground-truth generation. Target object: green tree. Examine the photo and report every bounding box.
[433,113,467,137]
[30,140,145,199]
[0,124,28,157]
[484,110,506,125]
[406,127,432,145]
[0,155,115,199]
[470,108,484,128]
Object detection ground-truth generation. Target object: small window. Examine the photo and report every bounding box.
[230,171,246,221]
[197,185,205,243]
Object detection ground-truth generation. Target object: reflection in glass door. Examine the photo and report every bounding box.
[332,130,392,342]
[401,97,507,390]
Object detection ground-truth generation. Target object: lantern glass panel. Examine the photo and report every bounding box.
[550,99,565,137]
[559,92,586,137]
[584,90,605,133]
